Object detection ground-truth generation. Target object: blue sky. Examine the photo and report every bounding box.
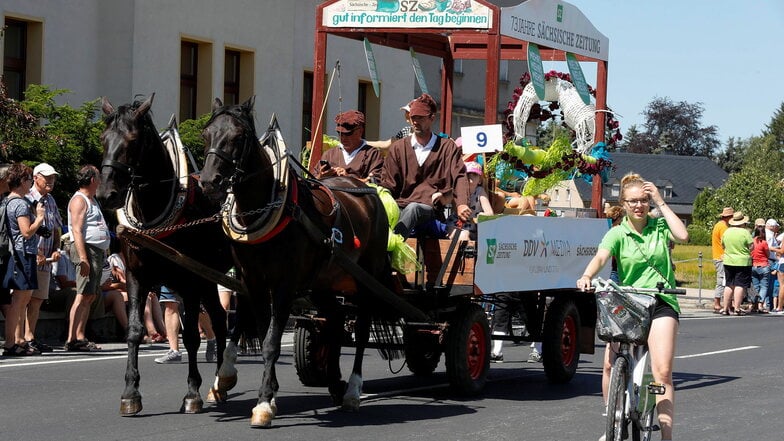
[552,0,784,144]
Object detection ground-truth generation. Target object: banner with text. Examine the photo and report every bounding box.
[410,48,429,95]
[475,216,610,293]
[527,43,545,100]
[500,0,609,61]
[323,1,493,29]
[566,52,591,105]
[363,38,380,97]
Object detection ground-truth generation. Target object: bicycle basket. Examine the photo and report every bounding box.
[595,289,657,344]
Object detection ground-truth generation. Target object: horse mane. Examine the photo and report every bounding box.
[207,104,258,139]
[103,98,160,142]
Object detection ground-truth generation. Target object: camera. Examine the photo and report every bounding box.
[37,225,52,238]
[319,159,331,169]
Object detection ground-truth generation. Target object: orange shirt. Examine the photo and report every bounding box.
[711,220,728,260]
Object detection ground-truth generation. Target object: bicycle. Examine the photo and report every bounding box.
[591,277,685,441]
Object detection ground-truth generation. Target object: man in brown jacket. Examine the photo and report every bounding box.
[380,93,471,238]
[318,110,384,182]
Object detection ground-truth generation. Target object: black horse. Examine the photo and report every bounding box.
[200,97,396,427]
[97,94,235,415]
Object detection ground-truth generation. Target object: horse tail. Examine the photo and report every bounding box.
[230,294,263,355]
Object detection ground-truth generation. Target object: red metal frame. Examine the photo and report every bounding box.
[311,0,608,214]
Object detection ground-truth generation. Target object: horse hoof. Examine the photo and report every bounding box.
[218,374,238,392]
[205,387,227,404]
[251,403,275,428]
[120,398,143,416]
[341,397,360,412]
[182,397,204,414]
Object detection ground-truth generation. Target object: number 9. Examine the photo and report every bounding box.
[476,131,487,148]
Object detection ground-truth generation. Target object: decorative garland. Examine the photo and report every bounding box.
[487,70,618,196]
[503,70,622,148]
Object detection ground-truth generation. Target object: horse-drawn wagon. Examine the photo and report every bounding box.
[290,210,610,395]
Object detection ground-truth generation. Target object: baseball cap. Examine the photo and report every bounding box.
[34,163,59,177]
[766,218,780,227]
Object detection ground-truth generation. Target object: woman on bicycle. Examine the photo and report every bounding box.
[577,173,688,441]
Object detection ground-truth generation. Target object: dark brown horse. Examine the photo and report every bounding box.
[97,94,235,415]
[200,97,395,427]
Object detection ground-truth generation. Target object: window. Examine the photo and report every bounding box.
[180,39,213,121]
[224,50,240,106]
[302,71,313,147]
[358,80,380,139]
[611,183,620,197]
[223,48,254,106]
[3,17,42,100]
[180,41,198,120]
[566,188,572,201]
[554,189,560,201]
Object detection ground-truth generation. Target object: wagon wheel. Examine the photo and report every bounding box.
[542,299,581,384]
[445,303,490,395]
[404,330,442,376]
[293,322,329,387]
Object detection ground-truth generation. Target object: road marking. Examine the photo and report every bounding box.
[676,345,759,359]
[0,343,294,369]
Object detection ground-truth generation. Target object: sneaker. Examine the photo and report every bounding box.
[490,353,504,363]
[527,349,542,363]
[155,350,182,364]
[205,339,216,363]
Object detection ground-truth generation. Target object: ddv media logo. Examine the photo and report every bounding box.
[486,238,497,264]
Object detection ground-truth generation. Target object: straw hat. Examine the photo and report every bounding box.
[718,207,734,218]
[728,211,749,226]
[754,218,766,227]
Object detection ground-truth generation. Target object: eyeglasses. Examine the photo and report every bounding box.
[624,198,650,206]
[338,130,355,137]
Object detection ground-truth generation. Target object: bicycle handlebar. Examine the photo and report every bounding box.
[591,277,687,295]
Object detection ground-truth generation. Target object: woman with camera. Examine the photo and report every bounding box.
[2,163,47,356]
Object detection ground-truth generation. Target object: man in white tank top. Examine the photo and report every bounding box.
[65,165,111,352]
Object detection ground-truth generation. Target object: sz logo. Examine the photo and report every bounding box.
[486,238,497,264]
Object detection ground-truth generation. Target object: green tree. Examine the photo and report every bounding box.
[764,102,784,145]
[714,137,749,174]
[693,153,784,229]
[0,83,103,205]
[178,112,211,170]
[623,97,721,157]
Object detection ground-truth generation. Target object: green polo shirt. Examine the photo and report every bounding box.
[599,216,680,313]
[721,226,752,266]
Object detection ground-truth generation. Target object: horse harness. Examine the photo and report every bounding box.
[108,125,192,239]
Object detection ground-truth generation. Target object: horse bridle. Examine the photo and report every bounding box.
[204,109,283,191]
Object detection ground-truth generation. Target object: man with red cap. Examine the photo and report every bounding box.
[380,93,471,238]
[318,109,383,182]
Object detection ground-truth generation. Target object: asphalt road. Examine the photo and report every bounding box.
[2,308,783,441]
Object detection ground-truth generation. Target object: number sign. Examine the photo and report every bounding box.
[460,124,503,154]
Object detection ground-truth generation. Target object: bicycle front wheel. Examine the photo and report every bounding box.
[606,356,629,441]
